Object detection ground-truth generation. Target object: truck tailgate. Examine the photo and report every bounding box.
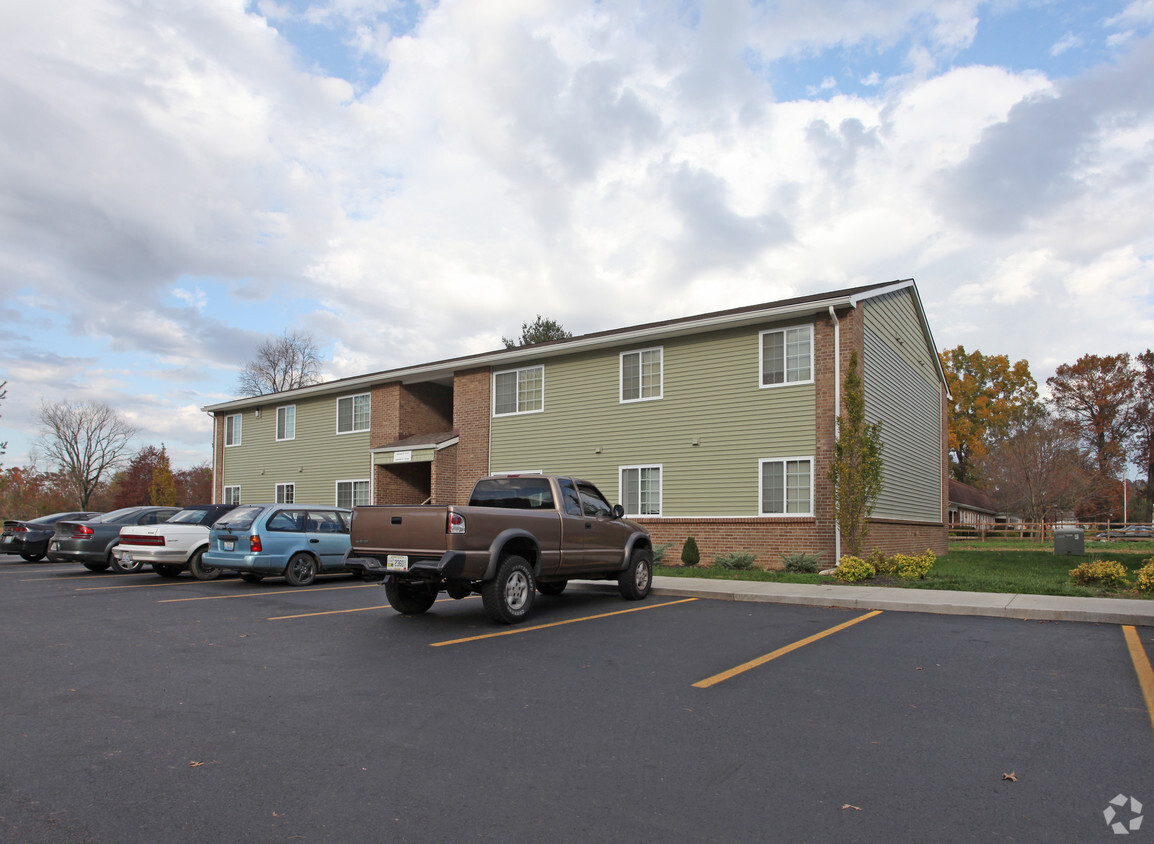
[349,506,451,556]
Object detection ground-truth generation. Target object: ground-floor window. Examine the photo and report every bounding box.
[276,483,295,504]
[223,485,241,505]
[336,479,371,509]
[759,457,813,516]
[620,465,662,516]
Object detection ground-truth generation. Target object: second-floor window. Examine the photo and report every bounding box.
[224,413,242,446]
[276,405,296,441]
[621,348,663,403]
[761,325,813,387]
[493,366,544,416]
[337,394,370,434]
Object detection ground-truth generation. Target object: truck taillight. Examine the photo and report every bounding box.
[249,535,262,553]
[447,513,466,535]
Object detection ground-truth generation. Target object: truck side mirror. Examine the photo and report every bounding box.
[612,504,625,519]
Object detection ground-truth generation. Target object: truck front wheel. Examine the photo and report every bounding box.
[385,579,438,615]
[618,547,652,601]
[482,555,535,624]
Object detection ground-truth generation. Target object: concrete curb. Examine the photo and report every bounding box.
[574,577,1154,626]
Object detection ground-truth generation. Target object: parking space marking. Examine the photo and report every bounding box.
[1123,625,1154,738]
[430,598,698,647]
[268,595,480,620]
[74,580,207,591]
[692,609,884,689]
[159,583,379,602]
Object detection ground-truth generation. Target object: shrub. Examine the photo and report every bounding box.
[834,555,875,583]
[1068,560,1129,589]
[867,548,896,576]
[1135,558,1154,594]
[715,551,757,570]
[651,543,671,564]
[894,549,936,580]
[681,536,700,567]
[781,551,823,573]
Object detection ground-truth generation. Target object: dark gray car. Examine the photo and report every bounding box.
[49,506,181,573]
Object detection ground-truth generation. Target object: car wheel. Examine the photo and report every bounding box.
[153,564,183,578]
[19,551,46,562]
[537,580,567,596]
[240,573,264,583]
[618,547,652,601]
[384,578,438,614]
[482,554,535,624]
[82,562,110,572]
[283,552,317,587]
[188,549,222,581]
[109,547,143,574]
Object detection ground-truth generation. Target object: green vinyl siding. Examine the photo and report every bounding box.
[220,395,371,506]
[490,324,816,516]
[863,290,943,523]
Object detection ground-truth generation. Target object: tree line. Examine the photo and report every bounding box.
[942,347,1154,525]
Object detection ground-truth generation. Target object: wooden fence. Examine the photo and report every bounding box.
[949,522,1154,544]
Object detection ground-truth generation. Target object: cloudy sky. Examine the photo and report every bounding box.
[2,0,1152,471]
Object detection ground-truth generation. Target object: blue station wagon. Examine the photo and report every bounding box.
[202,504,352,586]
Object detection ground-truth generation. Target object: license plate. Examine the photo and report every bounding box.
[386,555,409,572]
[223,541,235,552]
[1,533,10,541]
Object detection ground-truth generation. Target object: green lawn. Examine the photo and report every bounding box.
[654,544,1154,599]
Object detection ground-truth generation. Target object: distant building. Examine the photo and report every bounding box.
[203,279,949,564]
[948,479,1000,528]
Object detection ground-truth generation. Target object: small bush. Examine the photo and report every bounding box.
[894,549,936,580]
[651,543,671,564]
[834,555,875,583]
[681,536,700,567]
[867,548,897,576]
[715,551,757,570]
[1068,560,1129,589]
[781,551,823,573]
[1135,558,1154,594]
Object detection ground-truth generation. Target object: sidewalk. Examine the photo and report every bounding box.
[580,577,1154,626]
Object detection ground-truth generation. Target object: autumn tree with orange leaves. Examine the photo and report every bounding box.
[939,346,1039,486]
[1047,353,1136,476]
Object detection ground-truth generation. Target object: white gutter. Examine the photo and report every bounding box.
[829,305,842,566]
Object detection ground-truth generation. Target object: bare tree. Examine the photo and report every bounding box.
[237,330,323,396]
[0,380,8,463]
[36,400,138,509]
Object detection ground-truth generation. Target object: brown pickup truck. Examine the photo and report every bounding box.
[343,474,653,624]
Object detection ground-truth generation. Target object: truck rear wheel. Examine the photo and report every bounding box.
[385,579,438,615]
[618,547,652,600]
[482,554,535,624]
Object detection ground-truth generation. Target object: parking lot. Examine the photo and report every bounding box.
[2,555,1153,843]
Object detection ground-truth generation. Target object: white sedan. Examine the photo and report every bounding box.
[116,504,240,579]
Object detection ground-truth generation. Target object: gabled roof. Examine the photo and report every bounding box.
[203,278,941,413]
[949,480,998,515]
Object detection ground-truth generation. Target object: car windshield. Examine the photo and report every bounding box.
[213,505,264,531]
[94,508,146,524]
[167,509,213,525]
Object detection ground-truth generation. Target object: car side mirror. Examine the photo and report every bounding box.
[612,504,625,519]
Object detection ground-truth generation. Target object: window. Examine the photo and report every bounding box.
[268,509,306,532]
[336,480,370,509]
[224,413,242,446]
[276,483,295,504]
[276,405,296,441]
[223,486,241,505]
[576,481,613,518]
[760,458,813,516]
[761,325,813,387]
[468,477,555,510]
[620,466,662,516]
[621,348,663,402]
[336,394,370,434]
[493,366,544,416]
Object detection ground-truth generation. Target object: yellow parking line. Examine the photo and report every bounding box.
[693,609,884,689]
[75,580,200,591]
[430,598,698,647]
[159,583,378,602]
[1123,626,1154,738]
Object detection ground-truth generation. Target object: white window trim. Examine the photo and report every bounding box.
[224,413,242,447]
[619,347,664,404]
[223,485,241,505]
[336,393,371,435]
[619,464,663,517]
[335,478,371,509]
[492,365,545,417]
[276,482,296,504]
[276,405,296,442]
[758,457,815,517]
[759,324,815,389]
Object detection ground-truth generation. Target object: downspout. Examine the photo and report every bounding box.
[829,306,842,566]
[209,412,218,505]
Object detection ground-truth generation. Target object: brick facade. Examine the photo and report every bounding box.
[451,368,491,501]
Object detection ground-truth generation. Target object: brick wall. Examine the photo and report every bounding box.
[452,368,491,501]
[374,463,431,505]
[212,414,224,503]
[370,383,401,449]
[431,444,458,505]
[399,382,453,440]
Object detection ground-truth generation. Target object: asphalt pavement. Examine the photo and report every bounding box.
[579,575,1154,626]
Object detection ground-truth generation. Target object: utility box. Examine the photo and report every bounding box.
[1054,527,1085,556]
